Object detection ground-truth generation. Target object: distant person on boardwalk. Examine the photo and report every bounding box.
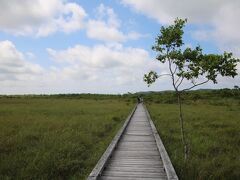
[137,96,143,103]
[137,96,140,103]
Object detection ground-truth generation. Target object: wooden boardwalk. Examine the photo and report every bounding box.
[88,103,178,180]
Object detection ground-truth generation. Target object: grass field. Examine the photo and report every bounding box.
[0,96,134,179]
[0,90,239,179]
[147,99,240,179]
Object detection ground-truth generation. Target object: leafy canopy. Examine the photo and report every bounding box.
[144,18,239,90]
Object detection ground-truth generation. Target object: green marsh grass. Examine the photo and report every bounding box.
[0,97,134,179]
[147,101,240,180]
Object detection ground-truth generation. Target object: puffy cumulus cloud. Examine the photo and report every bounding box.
[0,40,44,81]
[0,40,86,94]
[191,3,240,57]
[87,20,125,42]
[0,40,166,94]
[120,0,231,24]
[121,0,240,57]
[47,43,167,89]
[0,1,146,42]
[0,40,238,94]
[47,43,152,68]
[86,4,146,42]
[0,0,86,37]
[0,40,65,94]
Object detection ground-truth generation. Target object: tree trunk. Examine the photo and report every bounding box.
[177,92,188,160]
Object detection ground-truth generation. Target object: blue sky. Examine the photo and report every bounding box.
[0,0,239,94]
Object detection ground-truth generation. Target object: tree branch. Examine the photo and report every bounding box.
[176,76,184,88]
[181,79,210,91]
[174,75,182,86]
[157,73,172,77]
[168,57,178,91]
[173,64,178,74]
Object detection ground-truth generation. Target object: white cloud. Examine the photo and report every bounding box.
[86,19,126,42]
[121,0,240,57]
[47,43,166,89]
[0,1,147,42]
[120,0,226,24]
[47,43,160,71]
[86,4,146,42]
[0,0,87,37]
[0,40,238,94]
[0,40,43,81]
[0,0,239,94]
[0,39,164,94]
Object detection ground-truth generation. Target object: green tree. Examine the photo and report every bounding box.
[234,85,239,90]
[144,18,240,160]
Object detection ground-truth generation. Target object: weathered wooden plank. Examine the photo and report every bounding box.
[99,176,161,180]
[120,139,155,142]
[109,157,162,162]
[116,147,158,151]
[89,103,177,180]
[144,104,179,180]
[128,125,149,127]
[113,151,159,156]
[116,146,157,149]
[126,129,152,132]
[107,161,163,166]
[121,135,154,141]
[105,166,166,173]
[102,171,167,178]
[125,132,153,136]
[105,164,163,169]
[127,126,152,129]
[87,105,137,180]
[117,145,157,149]
[122,134,153,137]
[126,129,152,131]
[109,155,161,160]
[109,160,162,163]
[121,135,154,140]
[116,145,157,150]
[109,159,163,164]
[127,123,150,125]
[127,124,150,127]
[109,159,162,162]
[110,156,161,160]
[114,150,159,156]
[117,141,156,145]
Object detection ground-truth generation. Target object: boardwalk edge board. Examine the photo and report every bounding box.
[144,104,179,180]
[87,104,138,180]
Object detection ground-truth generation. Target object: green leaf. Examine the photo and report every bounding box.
[144,17,240,90]
[144,71,158,87]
